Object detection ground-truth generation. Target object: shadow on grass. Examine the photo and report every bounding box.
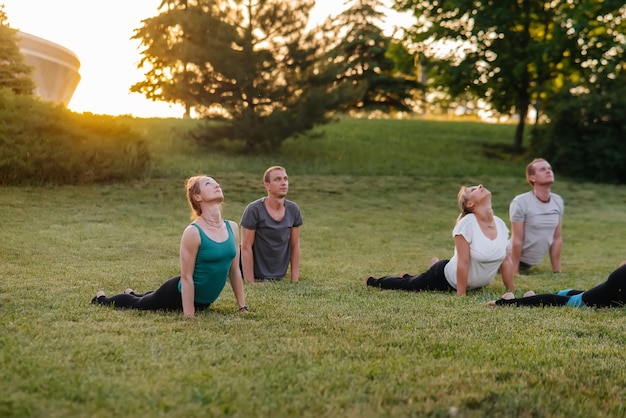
[481,143,528,162]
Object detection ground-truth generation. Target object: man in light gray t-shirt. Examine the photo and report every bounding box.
[509,158,564,275]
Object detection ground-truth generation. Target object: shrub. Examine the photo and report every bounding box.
[0,89,150,185]
[530,79,626,184]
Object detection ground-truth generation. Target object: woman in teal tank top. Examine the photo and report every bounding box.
[91,175,248,316]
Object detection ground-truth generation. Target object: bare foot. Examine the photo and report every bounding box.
[124,288,134,294]
[91,290,106,304]
[488,291,514,307]
[523,290,536,297]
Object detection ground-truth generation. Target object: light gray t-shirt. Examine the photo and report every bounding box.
[443,214,509,290]
[509,191,564,266]
[240,198,303,279]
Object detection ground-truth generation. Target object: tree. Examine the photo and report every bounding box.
[322,0,422,114]
[0,5,35,95]
[530,4,626,183]
[132,0,353,152]
[131,1,215,119]
[394,0,626,153]
[531,74,626,183]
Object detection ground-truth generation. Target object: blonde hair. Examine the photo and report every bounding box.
[526,158,548,186]
[456,186,472,224]
[264,166,286,183]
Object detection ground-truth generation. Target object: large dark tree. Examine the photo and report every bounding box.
[0,6,35,95]
[132,0,353,152]
[530,5,626,183]
[322,0,421,114]
[394,0,626,153]
[531,74,626,184]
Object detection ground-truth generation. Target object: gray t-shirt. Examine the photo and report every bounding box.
[509,191,564,266]
[240,198,303,279]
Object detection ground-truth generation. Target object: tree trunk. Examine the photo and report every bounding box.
[513,101,529,154]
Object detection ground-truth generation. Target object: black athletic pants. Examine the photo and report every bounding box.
[92,276,210,311]
[495,264,626,307]
[366,260,455,292]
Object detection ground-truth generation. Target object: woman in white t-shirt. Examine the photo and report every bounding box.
[366,184,515,296]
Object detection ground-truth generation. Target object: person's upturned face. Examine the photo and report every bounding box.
[198,176,223,202]
[530,161,554,186]
[465,184,491,207]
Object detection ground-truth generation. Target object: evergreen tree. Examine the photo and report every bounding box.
[131,1,214,119]
[133,0,353,152]
[0,6,35,95]
[323,0,421,114]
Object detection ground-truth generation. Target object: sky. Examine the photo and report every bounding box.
[3,1,413,118]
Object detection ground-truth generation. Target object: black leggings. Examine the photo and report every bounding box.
[92,276,210,311]
[495,264,626,308]
[366,260,455,292]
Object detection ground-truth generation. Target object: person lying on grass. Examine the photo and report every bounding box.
[489,261,626,308]
[366,184,515,296]
[91,175,248,317]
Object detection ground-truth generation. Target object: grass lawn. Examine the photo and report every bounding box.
[2,116,626,417]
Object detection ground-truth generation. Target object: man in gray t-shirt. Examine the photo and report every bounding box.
[240,166,303,282]
[509,158,564,275]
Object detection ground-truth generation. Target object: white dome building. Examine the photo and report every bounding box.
[16,31,81,106]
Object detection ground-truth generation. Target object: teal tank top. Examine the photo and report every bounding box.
[177,221,237,304]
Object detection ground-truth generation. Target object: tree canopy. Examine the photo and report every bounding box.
[394,0,626,153]
[0,6,35,95]
[132,0,357,152]
[321,0,422,114]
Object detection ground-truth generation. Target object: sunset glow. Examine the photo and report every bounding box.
[3,0,411,118]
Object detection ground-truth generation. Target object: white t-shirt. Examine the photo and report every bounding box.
[444,213,509,290]
[509,191,564,266]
